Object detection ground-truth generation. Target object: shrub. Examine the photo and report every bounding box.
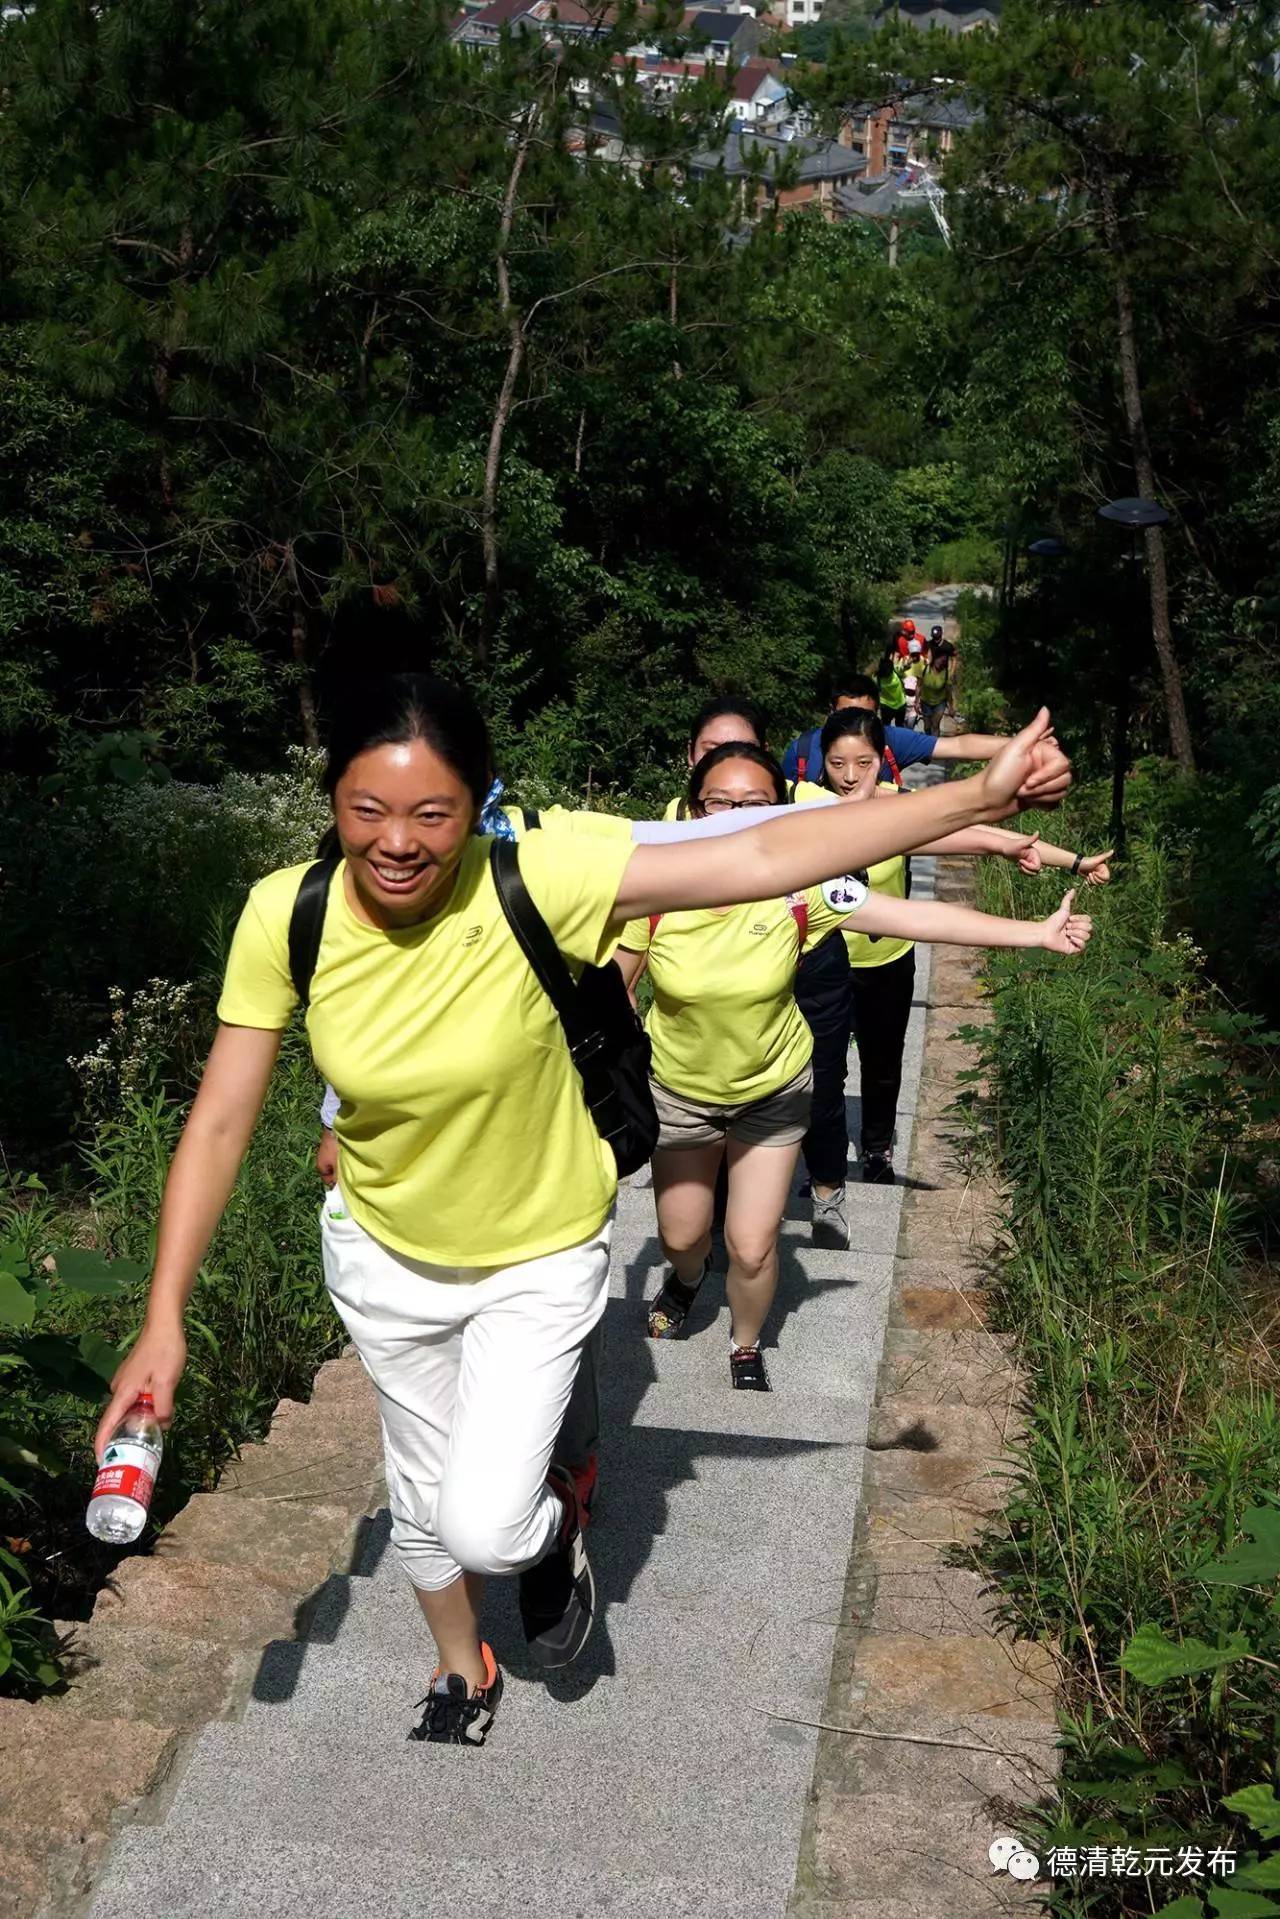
[0,748,329,1157]
[969,808,1280,1911]
[0,1003,339,1679]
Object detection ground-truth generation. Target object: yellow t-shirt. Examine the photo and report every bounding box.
[790,783,913,968]
[845,786,913,968]
[506,804,634,842]
[790,779,828,806]
[620,884,863,1106]
[217,832,634,1268]
[845,851,912,969]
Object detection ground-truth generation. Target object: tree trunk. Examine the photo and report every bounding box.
[480,106,539,664]
[1100,186,1196,774]
[152,222,193,516]
[284,541,320,750]
[292,605,320,751]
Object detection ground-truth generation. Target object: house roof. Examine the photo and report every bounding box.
[460,0,530,26]
[887,0,999,13]
[687,8,751,35]
[455,0,602,31]
[730,57,785,101]
[690,129,868,184]
[851,87,979,130]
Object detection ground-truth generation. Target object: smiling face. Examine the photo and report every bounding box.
[822,733,882,802]
[333,739,478,928]
[692,754,778,816]
[687,712,762,767]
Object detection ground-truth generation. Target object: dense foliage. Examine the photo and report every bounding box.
[969,789,1280,1915]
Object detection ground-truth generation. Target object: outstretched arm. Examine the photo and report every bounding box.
[611,712,1071,923]
[842,888,1092,956]
[929,732,1008,763]
[914,824,1115,883]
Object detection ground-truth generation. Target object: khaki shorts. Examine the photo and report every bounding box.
[651,1064,814,1151]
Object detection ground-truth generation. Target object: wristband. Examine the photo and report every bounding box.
[1070,853,1083,875]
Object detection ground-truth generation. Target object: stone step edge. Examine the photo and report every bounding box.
[12,1349,385,1919]
[788,873,1061,1919]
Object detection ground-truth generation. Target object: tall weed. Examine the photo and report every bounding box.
[0,987,339,1663]
[970,803,1280,1912]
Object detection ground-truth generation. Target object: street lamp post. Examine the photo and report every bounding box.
[1096,497,1171,860]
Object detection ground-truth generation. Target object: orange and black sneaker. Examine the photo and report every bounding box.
[409,1641,504,1746]
[519,1463,595,1669]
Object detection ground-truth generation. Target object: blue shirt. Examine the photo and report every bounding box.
[782,724,937,785]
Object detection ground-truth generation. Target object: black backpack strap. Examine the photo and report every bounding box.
[489,842,603,1069]
[287,849,341,1007]
[521,808,540,832]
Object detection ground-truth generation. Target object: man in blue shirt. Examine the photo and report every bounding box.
[782,676,1010,787]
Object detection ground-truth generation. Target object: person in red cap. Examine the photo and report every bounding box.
[896,619,917,660]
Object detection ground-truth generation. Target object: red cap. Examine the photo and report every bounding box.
[135,1392,155,1409]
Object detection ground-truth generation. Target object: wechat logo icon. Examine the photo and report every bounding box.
[989,1835,1040,1881]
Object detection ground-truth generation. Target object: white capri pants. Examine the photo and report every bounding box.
[320,1187,612,1592]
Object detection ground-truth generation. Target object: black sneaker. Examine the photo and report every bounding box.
[862,1151,895,1186]
[519,1464,595,1669]
[730,1344,771,1392]
[646,1256,709,1340]
[409,1642,503,1745]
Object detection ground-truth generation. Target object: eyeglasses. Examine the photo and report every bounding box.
[700,796,771,812]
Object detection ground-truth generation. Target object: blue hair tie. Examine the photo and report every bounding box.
[478,777,516,840]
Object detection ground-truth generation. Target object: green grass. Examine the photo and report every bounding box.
[0,992,342,1683]
[964,801,1280,1913]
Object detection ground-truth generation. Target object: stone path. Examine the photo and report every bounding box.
[83,881,940,1919]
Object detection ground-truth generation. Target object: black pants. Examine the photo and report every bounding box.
[796,931,854,1189]
[798,940,916,1181]
[849,949,916,1158]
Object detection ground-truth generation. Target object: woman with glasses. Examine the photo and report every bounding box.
[613,744,1094,1391]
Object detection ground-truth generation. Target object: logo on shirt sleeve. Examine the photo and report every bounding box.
[821,872,869,914]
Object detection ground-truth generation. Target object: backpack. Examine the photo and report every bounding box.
[490,838,659,1176]
[286,833,660,1180]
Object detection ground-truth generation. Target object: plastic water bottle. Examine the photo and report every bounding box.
[86,1393,164,1544]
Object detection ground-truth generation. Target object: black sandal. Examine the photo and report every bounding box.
[646,1259,709,1340]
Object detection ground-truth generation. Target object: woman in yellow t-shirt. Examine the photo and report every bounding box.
[660,693,767,820]
[94,667,1076,1745]
[919,636,956,736]
[615,743,1094,1393]
[804,708,1110,1221]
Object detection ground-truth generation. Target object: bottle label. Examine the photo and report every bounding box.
[91,1437,161,1511]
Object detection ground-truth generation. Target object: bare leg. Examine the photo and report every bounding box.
[413,1572,488,1691]
[723,1137,802,1349]
[652,1142,723,1285]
